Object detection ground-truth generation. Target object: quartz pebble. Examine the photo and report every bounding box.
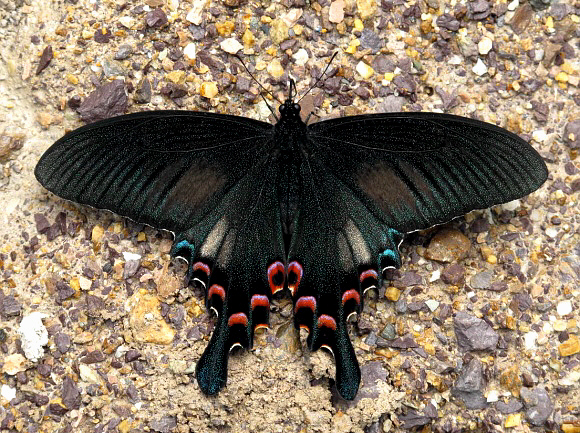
[478,37,493,55]
[557,299,572,316]
[18,312,49,362]
[329,0,345,23]
[472,58,488,76]
[220,38,243,54]
[183,43,196,61]
[356,61,374,79]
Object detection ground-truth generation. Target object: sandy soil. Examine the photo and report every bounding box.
[0,0,578,432]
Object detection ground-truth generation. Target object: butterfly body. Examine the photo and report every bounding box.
[35,91,547,400]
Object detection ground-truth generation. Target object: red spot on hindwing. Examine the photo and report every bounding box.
[267,261,285,294]
[317,314,337,331]
[228,312,248,327]
[294,296,316,314]
[359,269,378,283]
[208,284,226,301]
[250,294,270,310]
[193,262,211,277]
[287,261,303,296]
[341,289,361,305]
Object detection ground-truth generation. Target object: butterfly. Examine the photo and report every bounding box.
[34,76,548,400]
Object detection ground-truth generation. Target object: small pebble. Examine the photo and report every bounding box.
[557,300,572,316]
[1,385,16,402]
[200,82,218,99]
[329,0,345,24]
[18,312,48,362]
[220,38,243,54]
[183,43,196,61]
[356,61,374,79]
[478,37,493,55]
[425,300,439,312]
[267,59,285,79]
[186,0,205,25]
[472,58,488,76]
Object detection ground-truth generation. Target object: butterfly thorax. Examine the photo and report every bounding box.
[275,99,308,248]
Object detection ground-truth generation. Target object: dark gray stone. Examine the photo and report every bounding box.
[453,311,499,351]
[520,386,553,426]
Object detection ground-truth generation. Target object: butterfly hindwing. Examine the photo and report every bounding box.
[191,155,286,395]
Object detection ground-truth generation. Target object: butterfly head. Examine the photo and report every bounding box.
[278,99,301,120]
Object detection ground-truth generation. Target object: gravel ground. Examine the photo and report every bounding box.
[0,0,579,432]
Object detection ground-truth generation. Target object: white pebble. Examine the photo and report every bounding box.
[507,0,519,11]
[478,37,493,55]
[1,385,16,402]
[448,55,462,65]
[186,0,207,25]
[122,251,141,261]
[501,199,521,211]
[425,299,440,312]
[184,43,196,61]
[356,61,374,79]
[545,227,558,239]
[486,389,499,402]
[429,269,440,282]
[220,38,243,54]
[523,331,537,350]
[557,300,572,316]
[18,312,48,362]
[293,48,309,66]
[472,58,488,76]
[118,16,135,29]
[79,364,102,385]
[532,129,547,142]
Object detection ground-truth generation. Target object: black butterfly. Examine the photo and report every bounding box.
[35,80,548,400]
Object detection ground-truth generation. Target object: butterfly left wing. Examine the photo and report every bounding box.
[35,110,274,234]
[35,110,287,395]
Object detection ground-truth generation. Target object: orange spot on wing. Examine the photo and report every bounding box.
[341,289,361,305]
[251,294,270,309]
[268,261,285,294]
[228,312,248,327]
[193,262,211,276]
[359,269,378,282]
[317,314,337,331]
[294,296,316,314]
[287,261,303,296]
[208,284,226,301]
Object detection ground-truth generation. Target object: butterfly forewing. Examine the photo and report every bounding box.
[35,110,274,233]
[307,112,548,233]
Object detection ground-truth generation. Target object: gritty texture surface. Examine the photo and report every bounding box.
[0,0,579,432]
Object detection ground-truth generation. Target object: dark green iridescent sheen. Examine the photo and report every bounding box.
[35,98,548,400]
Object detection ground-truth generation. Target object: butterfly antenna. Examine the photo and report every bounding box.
[233,54,281,119]
[297,51,338,103]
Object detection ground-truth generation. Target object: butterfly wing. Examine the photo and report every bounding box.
[35,110,273,234]
[307,112,548,233]
[35,110,287,395]
[288,112,547,399]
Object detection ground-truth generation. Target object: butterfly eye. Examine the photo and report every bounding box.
[294,103,301,112]
[279,105,286,113]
